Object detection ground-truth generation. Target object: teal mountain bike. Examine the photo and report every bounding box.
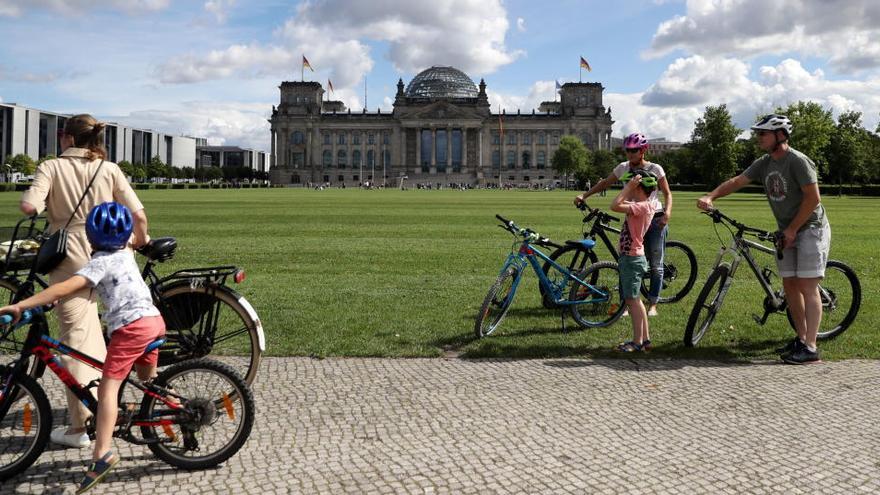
[475,215,625,338]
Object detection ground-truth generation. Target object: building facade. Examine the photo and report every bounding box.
[269,66,614,187]
[196,145,269,172]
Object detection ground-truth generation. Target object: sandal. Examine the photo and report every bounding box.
[76,450,118,494]
[615,341,642,353]
[641,339,653,352]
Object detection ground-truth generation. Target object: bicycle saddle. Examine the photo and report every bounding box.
[565,239,596,249]
[138,237,177,262]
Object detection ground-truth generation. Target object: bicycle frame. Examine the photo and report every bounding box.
[499,238,612,307]
[710,230,785,310]
[1,315,182,433]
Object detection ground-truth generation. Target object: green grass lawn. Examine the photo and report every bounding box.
[1,188,876,360]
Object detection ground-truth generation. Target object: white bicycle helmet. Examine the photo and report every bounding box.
[751,114,792,137]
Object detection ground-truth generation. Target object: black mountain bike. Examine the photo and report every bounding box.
[0,216,264,386]
[539,203,697,308]
[683,209,860,346]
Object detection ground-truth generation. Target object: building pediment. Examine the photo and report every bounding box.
[398,101,482,121]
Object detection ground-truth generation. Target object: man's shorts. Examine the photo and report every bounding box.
[103,315,166,380]
[618,254,648,300]
[777,223,831,279]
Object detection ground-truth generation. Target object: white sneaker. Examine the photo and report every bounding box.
[50,427,90,448]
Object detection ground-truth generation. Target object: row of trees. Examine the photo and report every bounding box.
[0,155,268,182]
[552,102,880,188]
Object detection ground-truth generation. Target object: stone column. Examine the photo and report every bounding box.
[531,132,537,177]
[415,128,421,175]
[461,127,468,173]
[430,128,436,175]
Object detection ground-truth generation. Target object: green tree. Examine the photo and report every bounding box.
[590,149,618,181]
[551,135,589,187]
[828,111,868,185]
[131,164,147,182]
[659,146,696,184]
[776,101,835,177]
[117,160,134,177]
[147,156,168,179]
[5,154,36,175]
[690,104,740,187]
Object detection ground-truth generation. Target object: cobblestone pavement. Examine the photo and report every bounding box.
[3,357,879,494]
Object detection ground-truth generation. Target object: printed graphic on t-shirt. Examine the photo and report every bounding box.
[619,219,635,255]
[766,170,788,202]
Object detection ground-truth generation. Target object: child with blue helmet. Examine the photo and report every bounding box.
[0,201,165,493]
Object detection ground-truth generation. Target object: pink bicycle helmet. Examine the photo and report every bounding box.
[623,132,649,150]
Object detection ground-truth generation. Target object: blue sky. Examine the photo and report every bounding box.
[2,0,878,152]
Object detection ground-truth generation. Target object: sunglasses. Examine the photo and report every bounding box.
[754,130,771,136]
[624,147,642,153]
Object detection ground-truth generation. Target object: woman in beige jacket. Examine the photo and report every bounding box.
[20,114,150,448]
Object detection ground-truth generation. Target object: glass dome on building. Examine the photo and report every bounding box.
[404,66,478,98]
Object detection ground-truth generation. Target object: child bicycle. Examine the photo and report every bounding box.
[0,215,264,386]
[684,208,860,346]
[0,306,255,481]
[539,202,697,308]
[475,214,625,338]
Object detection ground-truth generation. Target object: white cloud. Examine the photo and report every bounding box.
[103,101,272,151]
[156,0,522,91]
[647,0,880,73]
[609,56,880,142]
[204,0,235,23]
[0,65,62,83]
[0,0,169,17]
[487,80,557,114]
[516,17,526,32]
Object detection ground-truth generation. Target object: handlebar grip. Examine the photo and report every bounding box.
[0,308,36,326]
[773,231,785,260]
[608,214,620,223]
[495,214,511,226]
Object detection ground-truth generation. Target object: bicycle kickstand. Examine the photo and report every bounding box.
[560,308,568,333]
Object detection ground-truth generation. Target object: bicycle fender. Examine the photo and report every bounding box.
[235,295,265,352]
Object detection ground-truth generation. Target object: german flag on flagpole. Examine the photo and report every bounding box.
[303,55,314,72]
[580,56,592,72]
[328,79,334,93]
[301,54,314,81]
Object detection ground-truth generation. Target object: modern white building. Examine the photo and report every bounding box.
[0,103,263,170]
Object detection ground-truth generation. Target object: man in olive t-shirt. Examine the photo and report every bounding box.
[697,114,830,365]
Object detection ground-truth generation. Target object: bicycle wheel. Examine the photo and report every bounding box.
[156,284,262,386]
[568,261,625,328]
[0,373,51,481]
[474,266,520,338]
[540,244,598,309]
[140,358,254,470]
[785,260,861,340]
[0,279,43,380]
[683,263,731,347]
[641,240,698,304]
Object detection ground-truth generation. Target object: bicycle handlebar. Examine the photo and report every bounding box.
[576,202,620,224]
[494,214,562,249]
[0,306,45,327]
[703,209,784,259]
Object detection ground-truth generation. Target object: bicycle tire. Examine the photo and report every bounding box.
[785,260,861,340]
[139,358,255,470]
[540,244,598,309]
[683,263,731,347]
[641,240,698,304]
[474,266,519,338]
[568,261,625,328]
[0,372,51,481]
[155,283,262,386]
[0,278,44,379]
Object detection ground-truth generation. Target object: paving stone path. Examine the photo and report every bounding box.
[3,357,879,494]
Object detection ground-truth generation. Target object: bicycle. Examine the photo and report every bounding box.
[0,306,255,481]
[683,208,861,346]
[539,203,697,308]
[0,216,264,386]
[475,214,625,338]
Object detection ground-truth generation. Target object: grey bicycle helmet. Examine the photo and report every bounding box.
[751,114,792,137]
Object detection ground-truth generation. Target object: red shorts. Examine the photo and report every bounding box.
[103,315,166,380]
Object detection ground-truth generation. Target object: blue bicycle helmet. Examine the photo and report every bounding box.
[86,202,133,251]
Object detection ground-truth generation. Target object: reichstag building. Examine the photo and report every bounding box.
[269,66,613,187]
